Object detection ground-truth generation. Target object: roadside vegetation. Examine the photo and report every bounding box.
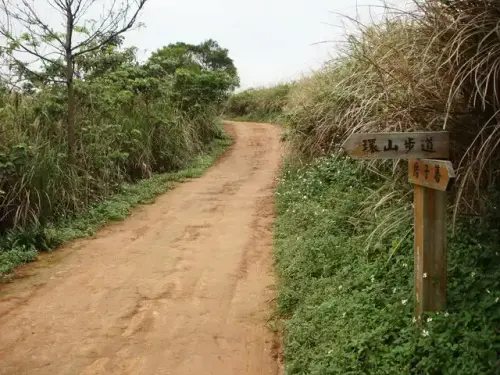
[226,0,500,373]
[0,0,238,274]
[275,156,500,374]
[0,137,231,276]
[224,83,291,123]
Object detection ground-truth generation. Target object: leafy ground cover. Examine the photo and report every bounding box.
[274,156,500,374]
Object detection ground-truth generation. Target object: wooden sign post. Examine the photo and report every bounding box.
[409,159,455,316]
[343,132,454,317]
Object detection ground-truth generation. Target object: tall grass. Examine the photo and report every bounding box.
[0,88,221,232]
[280,1,500,218]
[0,43,231,242]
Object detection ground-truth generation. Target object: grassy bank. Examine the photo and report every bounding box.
[0,135,232,276]
[274,156,500,374]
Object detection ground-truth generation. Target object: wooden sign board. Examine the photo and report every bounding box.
[342,132,449,160]
[408,159,456,191]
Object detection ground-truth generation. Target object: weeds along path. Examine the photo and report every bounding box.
[0,122,283,375]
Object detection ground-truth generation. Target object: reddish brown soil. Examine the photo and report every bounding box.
[0,121,283,375]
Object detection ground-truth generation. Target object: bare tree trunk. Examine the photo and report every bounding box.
[65,3,75,163]
[66,61,76,163]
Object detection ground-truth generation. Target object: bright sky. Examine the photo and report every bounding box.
[123,0,409,89]
[2,0,410,90]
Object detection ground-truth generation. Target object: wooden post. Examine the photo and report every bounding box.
[413,185,447,317]
[409,158,454,317]
[342,134,454,318]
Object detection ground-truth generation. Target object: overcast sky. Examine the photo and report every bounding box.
[3,0,409,90]
[123,0,408,89]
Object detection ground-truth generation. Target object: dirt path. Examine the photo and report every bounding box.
[0,122,283,375]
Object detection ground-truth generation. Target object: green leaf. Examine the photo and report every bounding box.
[73,25,90,35]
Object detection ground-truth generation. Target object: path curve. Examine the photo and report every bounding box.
[0,121,283,375]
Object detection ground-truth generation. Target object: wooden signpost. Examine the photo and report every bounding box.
[343,132,455,317]
[410,159,454,316]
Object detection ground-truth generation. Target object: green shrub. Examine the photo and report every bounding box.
[224,83,292,123]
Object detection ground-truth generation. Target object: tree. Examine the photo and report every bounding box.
[147,39,239,112]
[0,0,149,161]
[149,39,239,84]
[191,39,238,76]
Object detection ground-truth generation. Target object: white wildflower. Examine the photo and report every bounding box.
[401,299,408,305]
[423,273,428,278]
[422,329,429,337]
[342,312,346,318]
[371,275,375,283]
[412,317,417,323]
[403,263,408,268]
[444,312,449,317]
[393,287,397,294]
[486,289,491,294]
[338,285,343,290]
[427,317,433,323]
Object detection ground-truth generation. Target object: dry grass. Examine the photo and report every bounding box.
[285,0,500,219]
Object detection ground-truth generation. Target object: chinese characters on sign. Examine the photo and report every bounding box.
[362,139,379,153]
[408,159,455,191]
[421,137,435,153]
[342,132,449,159]
[434,165,441,183]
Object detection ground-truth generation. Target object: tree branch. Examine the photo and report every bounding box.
[8,55,66,85]
[19,0,66,48]
[72,0,147,57]
[71,0,120,51]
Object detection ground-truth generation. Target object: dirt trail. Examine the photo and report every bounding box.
[0,122,283,375]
